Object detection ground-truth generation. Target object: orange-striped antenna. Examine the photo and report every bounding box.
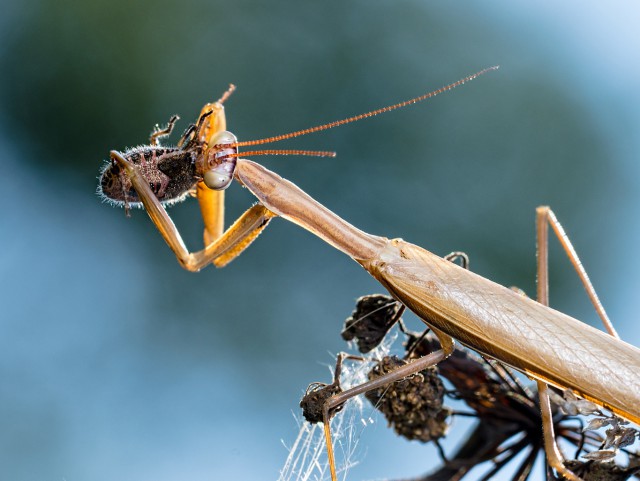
[232,66,499,149]
[226,149,336,159]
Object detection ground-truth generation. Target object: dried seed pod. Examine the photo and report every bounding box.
[300,382,343,424]
[365,355,450,442]
[342,294,402,353]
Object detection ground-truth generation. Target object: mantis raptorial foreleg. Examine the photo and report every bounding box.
[197,183,225,245]
[110,86,279,271]
[111,150,276,271]
[101,70,497,275]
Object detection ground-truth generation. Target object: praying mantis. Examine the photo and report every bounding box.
[98,67,640,481]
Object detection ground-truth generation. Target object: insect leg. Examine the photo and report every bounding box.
[188,90,245,258]
[300,353,366,425]
[200,202,276,269]
[537,381,583,481]
[178,85,235,149]
[443,251,469,269]
[536,206,618,338]
[110,151,276,271]
[197,182,225,246]
[177,123,198,149]
[149,115,179,146]
[536,207,584,481]
[195,85,237,145]
[321,328,455,481]
[180,85,272,268]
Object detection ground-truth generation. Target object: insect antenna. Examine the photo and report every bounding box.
[225,149,336,159]
[231,66,499,149]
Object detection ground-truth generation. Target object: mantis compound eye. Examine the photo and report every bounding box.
[203,130,238,190]
[208,130,238,149]
[203,167,233,190]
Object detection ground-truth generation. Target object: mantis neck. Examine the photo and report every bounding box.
[235,159,387,262]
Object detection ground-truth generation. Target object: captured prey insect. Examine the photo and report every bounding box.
[99,69,496,270]
[300,293,640,480]
[98,67,640,481]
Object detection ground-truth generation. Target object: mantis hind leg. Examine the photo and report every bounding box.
[537,380,582,480]
[536,206,617,337]
[535,205,618,481]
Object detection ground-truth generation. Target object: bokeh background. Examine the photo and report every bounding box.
[1,1,639,480]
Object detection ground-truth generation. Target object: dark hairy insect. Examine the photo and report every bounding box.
[99,145,199,207]
[97,93,239,211]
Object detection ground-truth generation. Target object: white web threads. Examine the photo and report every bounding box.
[278,335,395,481]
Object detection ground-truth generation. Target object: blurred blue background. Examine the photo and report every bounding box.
[1,1,639,480]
